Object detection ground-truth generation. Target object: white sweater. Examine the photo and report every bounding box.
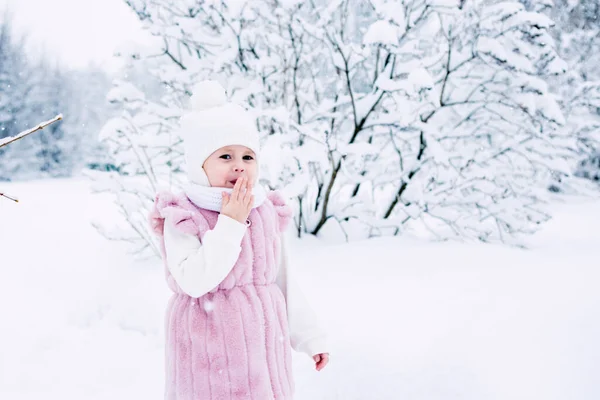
[163,214,328,358]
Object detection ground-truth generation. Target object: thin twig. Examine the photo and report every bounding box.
[0,114,63,149]
[0,114,63,203]
[0,192,18,202]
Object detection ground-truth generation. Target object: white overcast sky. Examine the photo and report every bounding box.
[0,0,151,71]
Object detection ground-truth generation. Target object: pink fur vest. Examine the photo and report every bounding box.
[149,190,295,400]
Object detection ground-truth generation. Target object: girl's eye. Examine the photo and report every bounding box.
[219,154,231,160]
[243,155,254,161]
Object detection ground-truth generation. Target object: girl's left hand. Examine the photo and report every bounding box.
[313,353,329,371]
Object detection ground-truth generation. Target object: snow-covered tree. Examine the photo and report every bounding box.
[258,0,576,243]
[87,53,180,255]
[0,14,115,180]
[357,0,574,243]
[67,67,120,173]
[10,66,72,178]
[0,62,115,180]
[0,15,35,180]
[97,0,582,254]
[543,0,600,185]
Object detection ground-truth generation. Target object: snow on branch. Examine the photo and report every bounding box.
[0,114,63,202]
[0,114,63,149]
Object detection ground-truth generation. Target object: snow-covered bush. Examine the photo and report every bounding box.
[96,0,587,255]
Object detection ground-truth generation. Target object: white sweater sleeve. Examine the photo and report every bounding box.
[276,233,329,358]
[163,214,247,298]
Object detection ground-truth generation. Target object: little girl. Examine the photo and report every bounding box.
[150,80,329,400]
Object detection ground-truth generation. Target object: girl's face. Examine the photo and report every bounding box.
[202,145,258,188]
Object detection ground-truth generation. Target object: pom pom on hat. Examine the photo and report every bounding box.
[189,80,227,111]
[179,80,261,187]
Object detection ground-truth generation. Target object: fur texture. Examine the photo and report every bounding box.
[150,190,295,400]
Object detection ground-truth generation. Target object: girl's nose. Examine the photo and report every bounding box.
[233,165,245,172]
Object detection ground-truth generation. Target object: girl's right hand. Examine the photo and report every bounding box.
[221,176,254,224]
[313,353,330,371]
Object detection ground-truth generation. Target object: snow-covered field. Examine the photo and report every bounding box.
[1,178,598,400]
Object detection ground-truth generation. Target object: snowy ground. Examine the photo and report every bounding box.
[1,178,599,400]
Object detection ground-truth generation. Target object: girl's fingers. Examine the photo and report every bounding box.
[316,357,328,371]
[238,177,249,203]
[222,192,229,206]
[313,353,329,371]
[243,181,252,204]
[232,177,243,201]
[237,177,246,201]
[240,177,248,201]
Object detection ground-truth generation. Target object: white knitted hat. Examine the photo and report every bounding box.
[179,80,261,186]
